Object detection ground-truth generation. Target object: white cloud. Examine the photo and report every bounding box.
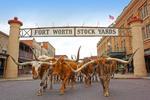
[0,24,9,34]
[34,37,101,59]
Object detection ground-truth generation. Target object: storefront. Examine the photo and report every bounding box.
[0,53,8,77]
[145,49,150,73]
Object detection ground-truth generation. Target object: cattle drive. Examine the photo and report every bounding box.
[9,47,139,97]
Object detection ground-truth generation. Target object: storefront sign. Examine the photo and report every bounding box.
[30,27,118,37]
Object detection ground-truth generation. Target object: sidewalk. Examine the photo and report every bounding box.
[114,73,150,79]
[0,73,150,82]
[0,74,33,82]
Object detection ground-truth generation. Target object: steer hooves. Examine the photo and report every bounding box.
[85,85,88,88]
[71,86,74,89]
[59,91,65,95]
[37,90,42,96]
[104,93,109,97]
[59,93,64,95]
[43,86,47,90]
[43,87,47,92]
[49,87,53,90]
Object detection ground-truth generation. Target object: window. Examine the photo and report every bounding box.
[120,24,126,36]
[115,43,119,51]
[142,24,150,40]
[140,4,149,19]
[121,39,126,51]
[142,27,146,40]
[129,37,132,50]
[146,24,150,39]
[148,4,150,16]
[0,61,2,69]
[124,39,126,51]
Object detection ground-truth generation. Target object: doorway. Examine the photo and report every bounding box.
[0,58,4,76]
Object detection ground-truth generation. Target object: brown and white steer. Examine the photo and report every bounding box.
[9,55,57,96]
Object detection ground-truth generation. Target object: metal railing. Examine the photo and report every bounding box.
[19,50,33,60]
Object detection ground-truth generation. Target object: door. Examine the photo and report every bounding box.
[0,59,4,76]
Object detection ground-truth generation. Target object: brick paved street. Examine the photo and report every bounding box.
[0,79,150,100]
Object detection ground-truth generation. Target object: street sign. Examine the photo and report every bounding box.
[20,27,119,37]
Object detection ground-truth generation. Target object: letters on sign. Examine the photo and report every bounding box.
[31,27,118,37]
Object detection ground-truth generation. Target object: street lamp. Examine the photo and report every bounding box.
[2,48,7,54]
[40,43,43,55]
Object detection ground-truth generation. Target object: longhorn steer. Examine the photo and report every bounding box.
[69,49,138,97]
[12,46,81,95]
[78,58,97,87]
[9,55,57,96]
[51,56,78,94]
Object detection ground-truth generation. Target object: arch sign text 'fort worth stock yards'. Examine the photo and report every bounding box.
[20,27,118,37]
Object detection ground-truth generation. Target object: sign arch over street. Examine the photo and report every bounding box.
[20,26,123,37]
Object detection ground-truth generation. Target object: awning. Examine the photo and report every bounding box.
[108,51,126,59]
[145,49,150,56]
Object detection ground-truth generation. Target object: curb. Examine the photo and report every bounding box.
[0,78,33,82]
[0,77,150,82]
[113,77,150,80]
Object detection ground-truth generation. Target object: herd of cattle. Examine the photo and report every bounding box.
[9,47,138,97]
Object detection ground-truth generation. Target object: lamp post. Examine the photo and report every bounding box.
[40,43,43,55]
[2,48,7,54]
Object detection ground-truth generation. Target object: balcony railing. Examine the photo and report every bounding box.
[19,50,33,60]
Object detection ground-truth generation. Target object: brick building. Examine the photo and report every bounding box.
[38,42,55,57]
[97,0,150,73]
[0,31,9,76]
[0,31,55,76]
[19,39,55,74]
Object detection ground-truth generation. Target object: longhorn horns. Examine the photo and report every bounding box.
[67,48,139,73]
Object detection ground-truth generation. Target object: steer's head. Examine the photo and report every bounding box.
[31,61,42,79]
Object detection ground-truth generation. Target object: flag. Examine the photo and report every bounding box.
[109,15,115,20]
[97,21,100,27]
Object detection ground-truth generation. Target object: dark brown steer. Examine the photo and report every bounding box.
[51,56,78,94]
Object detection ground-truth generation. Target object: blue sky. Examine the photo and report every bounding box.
[0,0,131,27]
[0,0,131,58]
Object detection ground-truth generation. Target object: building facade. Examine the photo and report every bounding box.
[0,31,9,76]
[0,31,56,76]
[21,39,55,58]
[97,0,150,73]
[42,42,55,57]
[18,41,33,74]
[19,39,55,74]
[38,42,55,57]
[21,39,42,58]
